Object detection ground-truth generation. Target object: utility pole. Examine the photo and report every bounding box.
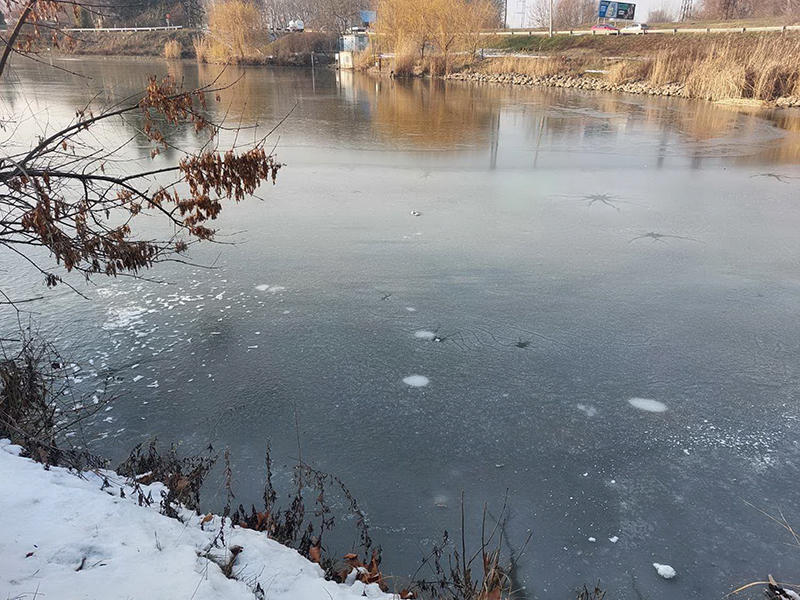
[678,0,693,20]
[549,0,553,36]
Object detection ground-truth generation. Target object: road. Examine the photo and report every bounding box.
[485,24,800,36]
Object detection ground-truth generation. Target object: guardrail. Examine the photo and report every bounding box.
[484,24,800,36]
[63,25,183,32]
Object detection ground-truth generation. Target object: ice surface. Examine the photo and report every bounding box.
[628,398,668,413]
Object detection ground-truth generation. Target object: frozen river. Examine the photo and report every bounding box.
[3,58,800,599]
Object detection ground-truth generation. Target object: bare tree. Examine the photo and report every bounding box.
[0,0,284,299]
[647,4,676,21]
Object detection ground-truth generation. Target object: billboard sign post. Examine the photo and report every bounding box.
[598,1,636,19]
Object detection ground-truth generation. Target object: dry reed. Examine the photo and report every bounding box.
[164,40,182,59]
[647,35,800,101]
[193,35,210,62]
[604,59,652,84]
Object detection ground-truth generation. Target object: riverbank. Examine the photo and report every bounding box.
[443,69,800,107]
[0,439,393,600]
[377,32,800,107]
[38,29,335,65]
[57,29,198,57]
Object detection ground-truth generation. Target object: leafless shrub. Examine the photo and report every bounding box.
[228,446,376,580]
[408,494,529,600]
[0,330,110,470]
[116,438,217,517]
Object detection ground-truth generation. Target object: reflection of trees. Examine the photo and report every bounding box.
[8,59,800,164]
[344,73,498,149]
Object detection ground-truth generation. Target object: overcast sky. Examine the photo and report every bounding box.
[504,0,679,26]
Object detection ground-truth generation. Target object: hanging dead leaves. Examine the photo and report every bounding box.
[2,71,282,288]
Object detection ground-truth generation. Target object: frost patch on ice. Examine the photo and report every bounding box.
[255,284,285,293]
[653,563,676,579]
[132,375,143,383]
[587,537,596,543]
[102,305,147,330]
[403,375,429,387]
[576,404,597,417]
[628,398,667,413]
[405,307,416,312]
[608,536,619,543]
[414,331,436,340]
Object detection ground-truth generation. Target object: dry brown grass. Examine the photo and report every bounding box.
[477,55,583,78]
[193,35,210,62]
[648,36,800,100]
[164,40,182,59]
[604,59,652,84]
[391,40,419,76]
[353,50,375,71]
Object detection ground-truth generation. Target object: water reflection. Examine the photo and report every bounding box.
[3,58,800,168]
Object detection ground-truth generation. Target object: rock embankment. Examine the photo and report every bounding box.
[445,71,800,107]
[445,70,685,97]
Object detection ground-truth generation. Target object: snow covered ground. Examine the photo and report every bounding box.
[0,440,394,600]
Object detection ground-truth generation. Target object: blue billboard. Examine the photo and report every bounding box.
[598,1,636,19]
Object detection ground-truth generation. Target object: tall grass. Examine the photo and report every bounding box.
[646,35,800,101]
[193,35,210,62]
[604,59,652,84]
[164,40,182,59]
[391,39,420,76]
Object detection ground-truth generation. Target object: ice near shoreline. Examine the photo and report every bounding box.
[0,440,392,600]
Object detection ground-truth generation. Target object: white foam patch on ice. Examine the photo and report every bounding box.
[414,331,436,340]
[653,563,676,579]
[628,398,667,413]
[102,306,147,331]
[576,404,597,417]
[403,375,429,387]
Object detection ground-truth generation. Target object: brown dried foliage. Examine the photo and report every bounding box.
[1,71,282,288]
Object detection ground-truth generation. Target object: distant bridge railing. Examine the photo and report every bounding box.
[483,24,800,36]
[63,25,183,32]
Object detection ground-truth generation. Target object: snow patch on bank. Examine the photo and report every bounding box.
[0,442,392,600]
